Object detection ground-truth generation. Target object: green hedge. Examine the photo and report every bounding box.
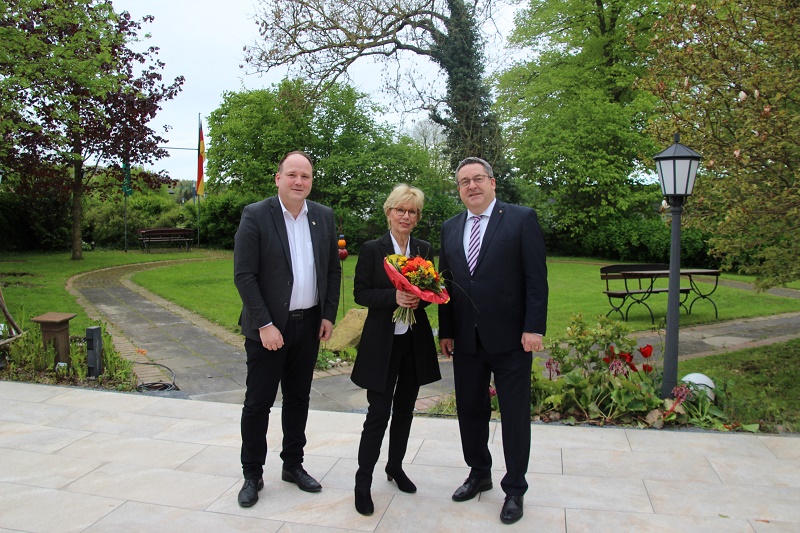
[547,216,717,268]
[0,191,71,252]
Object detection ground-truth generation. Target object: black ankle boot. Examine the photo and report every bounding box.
[385,466,417,493]
[354,487,374,516]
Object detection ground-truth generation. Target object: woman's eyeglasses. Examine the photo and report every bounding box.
[393,207,419,218]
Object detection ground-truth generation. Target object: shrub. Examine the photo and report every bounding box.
[559,215,717,268]
[197,190,262,249]
[83,192,184,249]
[0,190,71,252]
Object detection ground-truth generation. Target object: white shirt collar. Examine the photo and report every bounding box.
[389,231,409,256]
[468,198,496,219]
[278,196,308,219]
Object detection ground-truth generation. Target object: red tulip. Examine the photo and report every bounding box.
[639,344,654,358]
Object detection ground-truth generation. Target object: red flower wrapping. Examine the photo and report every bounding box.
[383,255,450,325]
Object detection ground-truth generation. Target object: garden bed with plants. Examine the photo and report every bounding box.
[1,323,138,392]
[427,315,797,433]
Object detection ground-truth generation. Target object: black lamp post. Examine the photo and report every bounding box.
[653,133,702,399]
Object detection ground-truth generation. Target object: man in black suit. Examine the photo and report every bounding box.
[233,151,341,507]
[438,157,548,525]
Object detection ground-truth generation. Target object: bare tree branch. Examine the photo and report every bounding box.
[244,0,509,97]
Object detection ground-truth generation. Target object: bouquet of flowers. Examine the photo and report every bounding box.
[383,254,450,325]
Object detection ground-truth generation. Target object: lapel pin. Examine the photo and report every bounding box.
[312,221,316,226]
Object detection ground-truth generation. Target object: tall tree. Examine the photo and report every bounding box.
[206,79,315,194]
[205,80,447,248]
[497,0,664,238]
[0,0,183,259]
[643,0,799,289]
[244,0,516,199]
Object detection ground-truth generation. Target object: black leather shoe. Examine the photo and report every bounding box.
[354,487,374,516]
[452,477,493,502]
[385,466,417,493]
[237,478,264,507]
[500,495,524,524]
[281,466,322,492]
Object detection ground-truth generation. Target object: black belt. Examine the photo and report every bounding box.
[288,306,317,320]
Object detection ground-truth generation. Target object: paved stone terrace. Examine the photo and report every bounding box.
[0,258,787,532]
[1,380,799,532]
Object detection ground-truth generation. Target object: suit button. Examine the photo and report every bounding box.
[284,303,289,307]
[288,280,292,285]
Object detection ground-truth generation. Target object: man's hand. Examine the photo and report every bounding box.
[440,338,454,358]
[521,332,543,353]
[318,318,334,342]
[259,324,284,351]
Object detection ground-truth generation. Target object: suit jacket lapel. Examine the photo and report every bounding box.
[449,211,470,274]
[269,197,292,268]
[380,232,394,256]
[409,236,427,260]
[307,202,324,277]
[473,202,505,275]
[383,231,422,258]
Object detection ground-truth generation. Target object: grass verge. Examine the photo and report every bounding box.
[679,338,800,432]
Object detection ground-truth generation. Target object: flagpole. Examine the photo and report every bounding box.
[196,113,202,247]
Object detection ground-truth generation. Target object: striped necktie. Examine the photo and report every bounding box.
[467,215,482,274]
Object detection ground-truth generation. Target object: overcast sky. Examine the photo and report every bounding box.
[113,0,279,182]
[113,0,519,183]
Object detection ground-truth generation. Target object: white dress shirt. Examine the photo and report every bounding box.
[279,197,318,311]
[389,231,411,335]
[462,199,496,257]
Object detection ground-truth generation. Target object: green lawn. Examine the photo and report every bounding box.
[129,253,358,333]
[3,249,799,343]
[130,253,800,340]
[680,338,800,432]
[0,249,221,336]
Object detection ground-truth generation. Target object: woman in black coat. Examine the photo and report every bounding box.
[350,184,441,516]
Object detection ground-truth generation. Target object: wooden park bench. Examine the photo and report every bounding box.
[601,263,691,323]
[137,227,194,253]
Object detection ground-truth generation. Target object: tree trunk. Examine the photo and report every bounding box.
[71,158,84,260]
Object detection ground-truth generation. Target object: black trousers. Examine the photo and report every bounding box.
[355,331,419,488]
[453,338,532,497]
[240,307,320,479]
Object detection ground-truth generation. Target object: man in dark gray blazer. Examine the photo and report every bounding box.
[233,151,341,507]
[438,157,548,525]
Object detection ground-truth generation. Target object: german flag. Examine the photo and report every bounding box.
[196,123,205,196]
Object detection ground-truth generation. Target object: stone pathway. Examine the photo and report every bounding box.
[67,259,800,412]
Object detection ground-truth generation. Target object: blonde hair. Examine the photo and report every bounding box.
[383,184,425,229]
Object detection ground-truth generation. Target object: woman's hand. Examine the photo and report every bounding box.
[396,290,420,309]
